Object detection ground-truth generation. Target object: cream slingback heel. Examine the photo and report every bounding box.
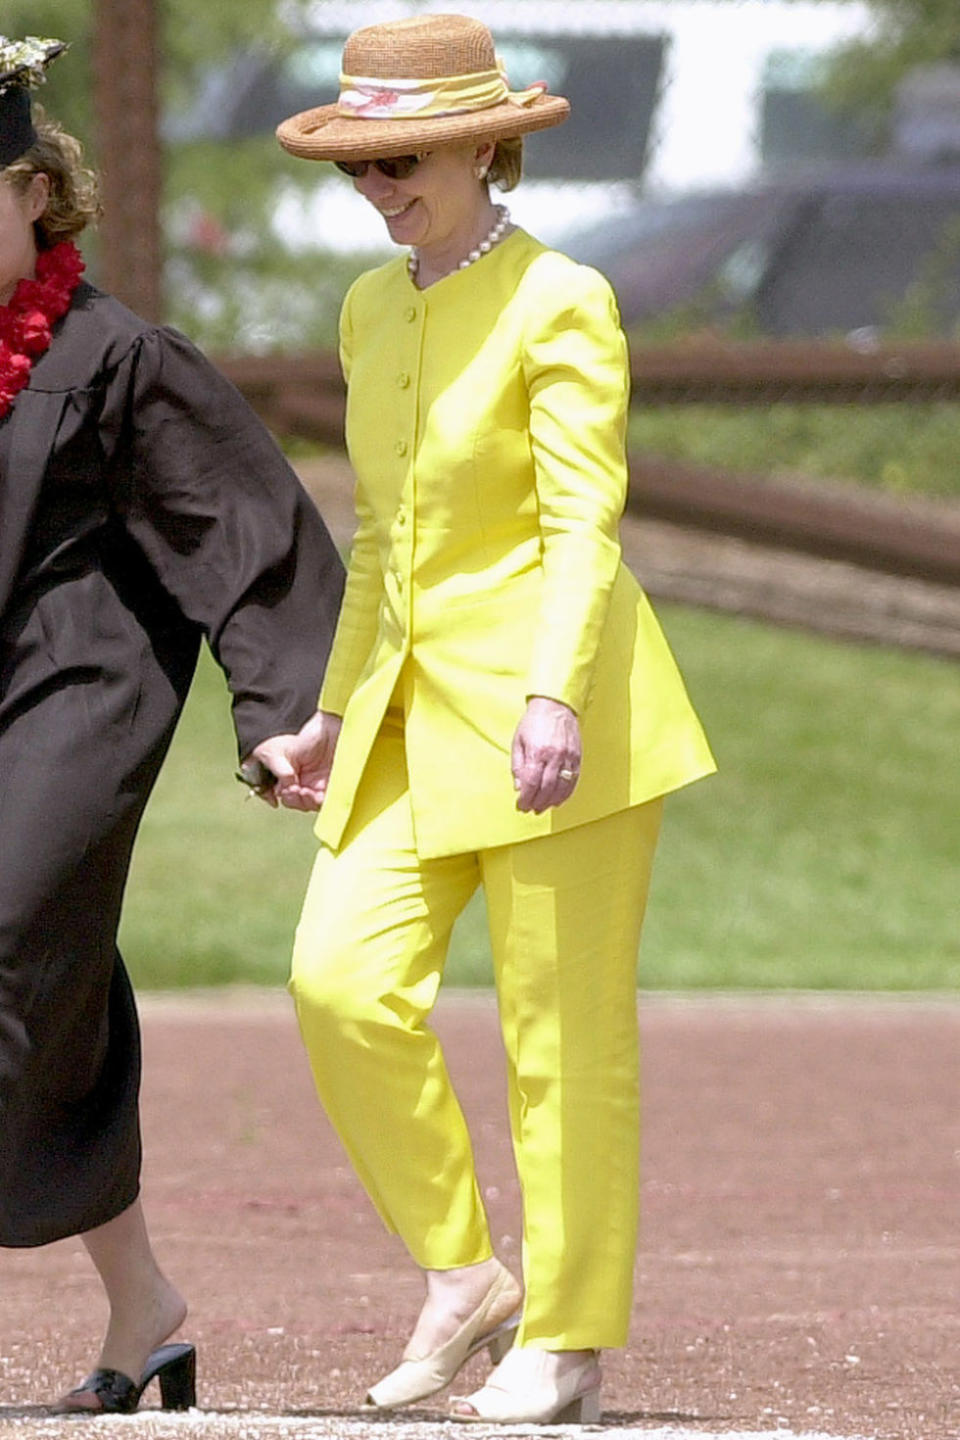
[450,1346,602,1424]
[364,1261,522,1410]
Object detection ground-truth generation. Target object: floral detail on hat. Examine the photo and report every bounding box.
[0,35,66,92]
[339,84,440,119]
[345,87,401,115]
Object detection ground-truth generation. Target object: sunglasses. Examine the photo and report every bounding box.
[334,154,427,180]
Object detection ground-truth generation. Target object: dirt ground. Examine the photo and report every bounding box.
[1,992,958,1439]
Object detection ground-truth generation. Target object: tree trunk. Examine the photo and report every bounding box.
[92,0,163,321]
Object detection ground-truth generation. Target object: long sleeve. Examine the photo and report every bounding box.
[100,325,345,756]
[305,234,713,858]
[520,261,628,714]
[318,284,384,715]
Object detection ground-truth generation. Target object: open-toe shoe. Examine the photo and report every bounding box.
[450,1346,601,1424]
[52,1342,197,1415]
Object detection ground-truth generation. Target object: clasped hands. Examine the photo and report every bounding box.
[245,695,581,815]
[248,709,342,811]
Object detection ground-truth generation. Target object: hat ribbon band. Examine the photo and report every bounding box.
[337,62,547,121]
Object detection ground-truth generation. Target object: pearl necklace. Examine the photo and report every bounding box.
[407,205,510,282]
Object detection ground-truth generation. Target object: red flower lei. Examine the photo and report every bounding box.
[0,239,85,419]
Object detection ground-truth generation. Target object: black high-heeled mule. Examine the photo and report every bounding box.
[54,1341,196,1414]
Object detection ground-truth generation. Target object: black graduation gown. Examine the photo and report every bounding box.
[0,282,344,1246]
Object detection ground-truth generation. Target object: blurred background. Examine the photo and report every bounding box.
[20,0,960,348]
[11,0,960,990]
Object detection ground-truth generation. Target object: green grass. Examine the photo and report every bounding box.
[641,607,960,988]
[628,402,960,500]
[120,614,960,991]
[119,648,317,988]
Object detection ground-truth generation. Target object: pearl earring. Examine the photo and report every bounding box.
[475,166,488,180]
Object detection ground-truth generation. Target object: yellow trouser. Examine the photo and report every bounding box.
[290,709,662,1349]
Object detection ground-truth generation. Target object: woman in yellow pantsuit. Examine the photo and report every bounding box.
[270,12,715,1424]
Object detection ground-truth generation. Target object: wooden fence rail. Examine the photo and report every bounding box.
[217,340,960,417]
[215,343,960,588]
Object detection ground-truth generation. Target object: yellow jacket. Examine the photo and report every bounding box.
[317,228,714,858]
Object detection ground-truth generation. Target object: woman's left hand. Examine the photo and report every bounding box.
[511,696,582,813]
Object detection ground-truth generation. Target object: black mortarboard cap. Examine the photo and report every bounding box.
[0,37,67,167]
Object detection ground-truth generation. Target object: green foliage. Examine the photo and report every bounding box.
[0,0,94,143]
[628,399,960,498]
[121,610,960,992]
[1,0,365,348]
[164,137,375,350]
[120,646,317,987]
[641,604,960,989]
[823,0,960,121]
[166,238,371,354]
[160,0,310,90]
[160,2,369,350]
[623,292,764,346]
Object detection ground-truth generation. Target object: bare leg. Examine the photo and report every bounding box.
[365,1254,522,1409]
[407,1256,504,1354]
[80,1199,187,1383]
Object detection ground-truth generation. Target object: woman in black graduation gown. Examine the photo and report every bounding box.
[0,40,344,1412]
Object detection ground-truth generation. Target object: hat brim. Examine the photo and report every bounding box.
[276,92,570,162]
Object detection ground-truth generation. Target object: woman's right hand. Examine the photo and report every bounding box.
[251,710,342,812]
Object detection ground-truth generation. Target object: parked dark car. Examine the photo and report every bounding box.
[566,162,960,337]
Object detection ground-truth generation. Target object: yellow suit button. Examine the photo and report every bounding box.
[395,439,408,456]
[397,507,407,526]
[397,372,410,388]
[403,305,417,322]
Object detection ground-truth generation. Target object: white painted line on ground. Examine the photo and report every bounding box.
[0,1413,880,1440]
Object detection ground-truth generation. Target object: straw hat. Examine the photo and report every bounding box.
[276,13,570,162]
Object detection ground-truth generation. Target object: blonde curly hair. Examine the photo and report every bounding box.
[3,108,101,247]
